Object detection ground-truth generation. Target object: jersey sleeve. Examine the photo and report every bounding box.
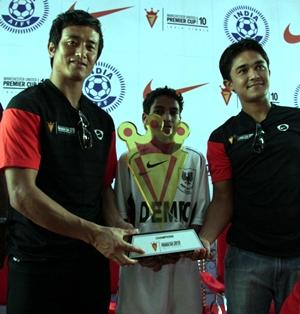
[114,153,131,220]
[103,131,117,187]
[0,103,3,121]
[190,152,210,226]
[0,108,41,170]
[207,139,232,183]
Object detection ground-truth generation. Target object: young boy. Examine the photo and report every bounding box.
[115,86,210,314]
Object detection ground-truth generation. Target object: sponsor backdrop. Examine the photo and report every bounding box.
[0,0,300,305]
[1,0,300,156]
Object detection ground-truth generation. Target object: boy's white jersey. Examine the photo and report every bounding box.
[115,147,210,314]
[115,146,209,233]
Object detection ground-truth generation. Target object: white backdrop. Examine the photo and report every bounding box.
[1,0,300,158]
[1,0,300,304]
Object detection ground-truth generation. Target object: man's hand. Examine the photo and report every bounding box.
[113,219,134,231]
[139,256,164,271]
[190,237,211,260]
[91,226,144,266]
[182,237,211,261]
[139,253,181,271]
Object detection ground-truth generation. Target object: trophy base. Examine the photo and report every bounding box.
[129,228,203,259]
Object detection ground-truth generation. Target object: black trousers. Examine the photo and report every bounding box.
[7,254,110,314]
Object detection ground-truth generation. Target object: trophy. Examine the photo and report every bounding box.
[118,114,203,258]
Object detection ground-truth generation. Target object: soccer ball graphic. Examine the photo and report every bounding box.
[236,17,258,38]
[85,75,111,101]
[9,0,35,21]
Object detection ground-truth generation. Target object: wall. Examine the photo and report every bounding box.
[1,0,299,157]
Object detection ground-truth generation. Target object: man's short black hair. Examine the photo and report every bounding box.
[48,9,103,67]
[143,86,184,114]
[219,39,270,81]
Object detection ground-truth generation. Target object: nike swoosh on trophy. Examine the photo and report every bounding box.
[69,2,133,17]
[146,160,167,168]
[284,24,300,44]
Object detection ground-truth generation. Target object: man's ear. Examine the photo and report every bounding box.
[224,79,234,92]
[48,42,56,58]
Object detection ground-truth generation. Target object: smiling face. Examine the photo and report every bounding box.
[225,50,270,107]
[143,95,181,135]
[48,25,99,83]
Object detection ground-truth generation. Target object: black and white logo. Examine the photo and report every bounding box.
[84,61,125,113]
[0,0,49,34]
[94,129,104,140]
[294,84,300,108]
[224,5,269,45]
[179,168,195,194]
[277,124,289,132]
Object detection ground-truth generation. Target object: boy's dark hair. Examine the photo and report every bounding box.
[48,10,103,67]
[143,86,184,114]
[219,39,270,81]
